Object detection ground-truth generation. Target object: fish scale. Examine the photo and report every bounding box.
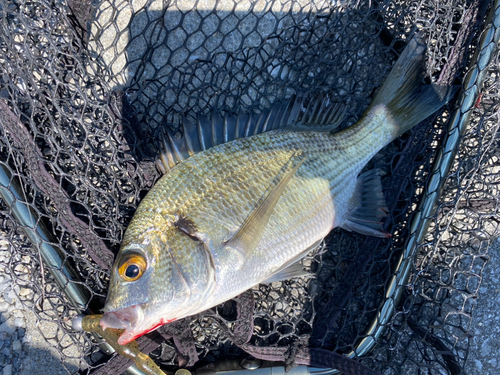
[117,126,384,315]
[100,38,457,345]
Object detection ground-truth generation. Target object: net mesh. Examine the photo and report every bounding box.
[0,0,498,374]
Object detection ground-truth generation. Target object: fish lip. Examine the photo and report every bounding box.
[100,304,144,333]
[100,304,172,345]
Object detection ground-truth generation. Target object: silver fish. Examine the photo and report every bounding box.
[100,38,455,345]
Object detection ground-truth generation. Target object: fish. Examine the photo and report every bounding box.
[100,38,455,345]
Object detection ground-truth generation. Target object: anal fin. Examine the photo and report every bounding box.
[262,239,322,283]
[341,169,391,238]
[262,263,310,284]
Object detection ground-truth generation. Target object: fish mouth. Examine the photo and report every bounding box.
[100,304,146,345]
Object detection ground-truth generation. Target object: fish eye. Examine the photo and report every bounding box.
[125,264,140,279]
[118,253,147,282]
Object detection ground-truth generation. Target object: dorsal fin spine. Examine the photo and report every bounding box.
[223,114,229,143]
[161,135,176,171]
[211,114,217,147]
[167,130,184,163]
[253,112,264,136]
[244,115,252,137]
[182,117,195,157]
[197,117,206,151]
[234,113,241,140]
[261,110,273,133]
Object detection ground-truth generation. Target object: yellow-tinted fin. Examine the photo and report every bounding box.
[341,169,391,238]
[224,155,306,259]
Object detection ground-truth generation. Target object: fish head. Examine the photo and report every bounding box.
[100,224,215,345]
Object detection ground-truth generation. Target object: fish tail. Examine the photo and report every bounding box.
[368,37,457,138]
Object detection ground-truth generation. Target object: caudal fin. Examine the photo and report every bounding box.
[369,37,457,138]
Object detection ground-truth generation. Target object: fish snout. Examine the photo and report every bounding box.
[100,304,144,332]
[100,304,173,345]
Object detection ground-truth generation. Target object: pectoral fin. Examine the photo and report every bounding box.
[224,155,306,259]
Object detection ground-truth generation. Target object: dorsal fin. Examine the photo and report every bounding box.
[155,93,344,173]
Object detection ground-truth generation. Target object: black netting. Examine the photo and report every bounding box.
[0,0,499,374]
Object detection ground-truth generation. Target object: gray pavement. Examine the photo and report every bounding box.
[0,236,83,375]
[463,239,500,374]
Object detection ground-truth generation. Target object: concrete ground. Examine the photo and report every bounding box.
[463,239,500,374]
